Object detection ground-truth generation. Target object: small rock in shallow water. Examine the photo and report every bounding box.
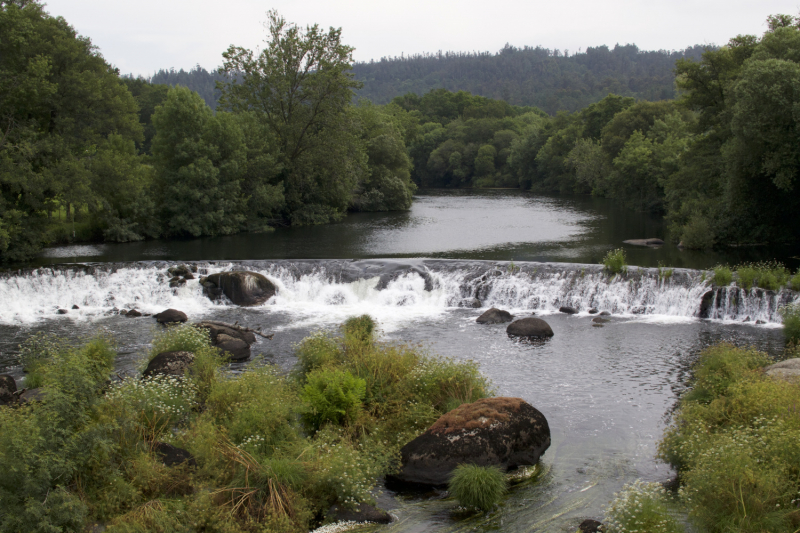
[57,308,68,314]
[588,308,598,314]
[126,309,142,317]
[72,304,79,309]
[579,519,603,533]
[476,307,513,324]
[599,311,611,316]
[559,306,578,314]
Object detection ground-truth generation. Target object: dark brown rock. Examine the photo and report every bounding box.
[329,503,392,524]
[579,519,603,532]
[152,441,197,468]
[588,308,598,314]
[143,351,194,378]
[126,309,142,318]
[599,311,611,316]
[154,309,188,324]
[201,271,276,306]
[72,304,80,309]
[506,317,554,338]
[387,397,550,487]
[195,322,257,345]
[215,334,251,361]
[592,317,610,324]
[476,307,514,324]
[0,374,17,404]
[559,306,578,314]
[168,265,192,278]
[57,308,68,314]
[699,290,715,318]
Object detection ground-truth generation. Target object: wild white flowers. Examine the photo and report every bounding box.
[603,480,684,533]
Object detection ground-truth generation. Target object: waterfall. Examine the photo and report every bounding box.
[0,260,795,327]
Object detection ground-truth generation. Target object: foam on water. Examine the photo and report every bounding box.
[0,261,796,329]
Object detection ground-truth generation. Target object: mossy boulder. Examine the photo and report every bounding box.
[387,397,550,487]
[143,351,195,378]
[200,271,276,306]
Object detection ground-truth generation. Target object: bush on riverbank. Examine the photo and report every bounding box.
[657,343,800,533]
[0,317,493,532]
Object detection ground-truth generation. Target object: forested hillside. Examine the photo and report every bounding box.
[149,66,226,109]
[352,44,709,114]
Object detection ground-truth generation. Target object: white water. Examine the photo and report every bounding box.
[0,262,795,329]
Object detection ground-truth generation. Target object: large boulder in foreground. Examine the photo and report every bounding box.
[764,358,800,382]
[506,317,554,338]
[387,397,550,487]
[476,307,514,324]
[143,351,195,378]
[200,271,275,306]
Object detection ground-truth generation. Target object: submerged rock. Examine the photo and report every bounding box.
[143,351,195,378]
[328,503,392,524]
[599,311,611,316]
[387,397,550,487]
[167,264,193,278]
[459,298,482,308]
[506,317,554,338]
[592,317,610,324]
[476,307,514,324]
[154,309,188,324]
[200,271,276,306]
[623,238,664,247]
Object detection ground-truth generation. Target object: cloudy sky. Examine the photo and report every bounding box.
[42,0,800,77]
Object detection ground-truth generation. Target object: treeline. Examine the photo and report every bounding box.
[352,44,709,114]
[0,3,416,262]
[148,65,225,110]
[398,14,800,248]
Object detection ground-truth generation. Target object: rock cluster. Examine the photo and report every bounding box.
[167,264,197,288]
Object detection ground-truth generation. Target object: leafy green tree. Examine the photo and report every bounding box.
[351,103,416,211]
[151,87,246,237]
[219,10,365,224]
[0,0,142,261]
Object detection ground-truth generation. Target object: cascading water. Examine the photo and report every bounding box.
[0,259,795,327]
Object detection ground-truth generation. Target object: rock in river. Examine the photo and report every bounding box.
[200,271,276,306]
[559,306,578,314]
[143,351,195,378]
[506,317,554,338]
[476,307,514,324]
[623,238,664,247]
[387,397,550,487]
[154,308,188,324]
[0,374,17,405]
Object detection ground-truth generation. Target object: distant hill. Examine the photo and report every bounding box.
[148,65,226,110]
[351,44,710,114]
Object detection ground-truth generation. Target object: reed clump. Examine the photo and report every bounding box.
[0,317,493,532]
[448,464,508,511]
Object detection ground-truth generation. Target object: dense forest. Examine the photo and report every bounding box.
[0,2,416,262]
[352,44,710,114]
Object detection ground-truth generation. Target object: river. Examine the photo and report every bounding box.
[1,190,796,532]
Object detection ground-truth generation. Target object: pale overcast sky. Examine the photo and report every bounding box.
[42,0,800,77]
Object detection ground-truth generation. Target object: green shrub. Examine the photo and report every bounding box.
[779,303,800,343]
[681,343,770,404]
[680,215,714,250]
[342,314,377,345]
[601,248,627,274]
[448,464,507,511]
[292,332,343,383]
[734,261,790,291]
[711,265,732,286]
[790,271,800,291]
[603,480,684,533]
[300,368,366,431]
[18,331,70,388]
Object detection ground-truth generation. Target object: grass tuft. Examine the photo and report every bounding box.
[602,248,627,275]
[448,464,507,511]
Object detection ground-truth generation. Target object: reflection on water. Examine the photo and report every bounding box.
[29,189,800,270]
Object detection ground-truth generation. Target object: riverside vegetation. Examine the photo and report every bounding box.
[0,316,494,532]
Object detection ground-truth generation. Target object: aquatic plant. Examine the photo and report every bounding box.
[601,248,627,275]
[711,265,732,286]
[603,479,684,533]
[657,261,674,281]
[448,464,508,511]
[734,261,789,291]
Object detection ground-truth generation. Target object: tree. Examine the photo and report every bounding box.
[0,0,142,261]
[219,10,365,224]
[151,87,246,237]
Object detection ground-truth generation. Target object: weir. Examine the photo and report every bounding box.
[1,259,795,326]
